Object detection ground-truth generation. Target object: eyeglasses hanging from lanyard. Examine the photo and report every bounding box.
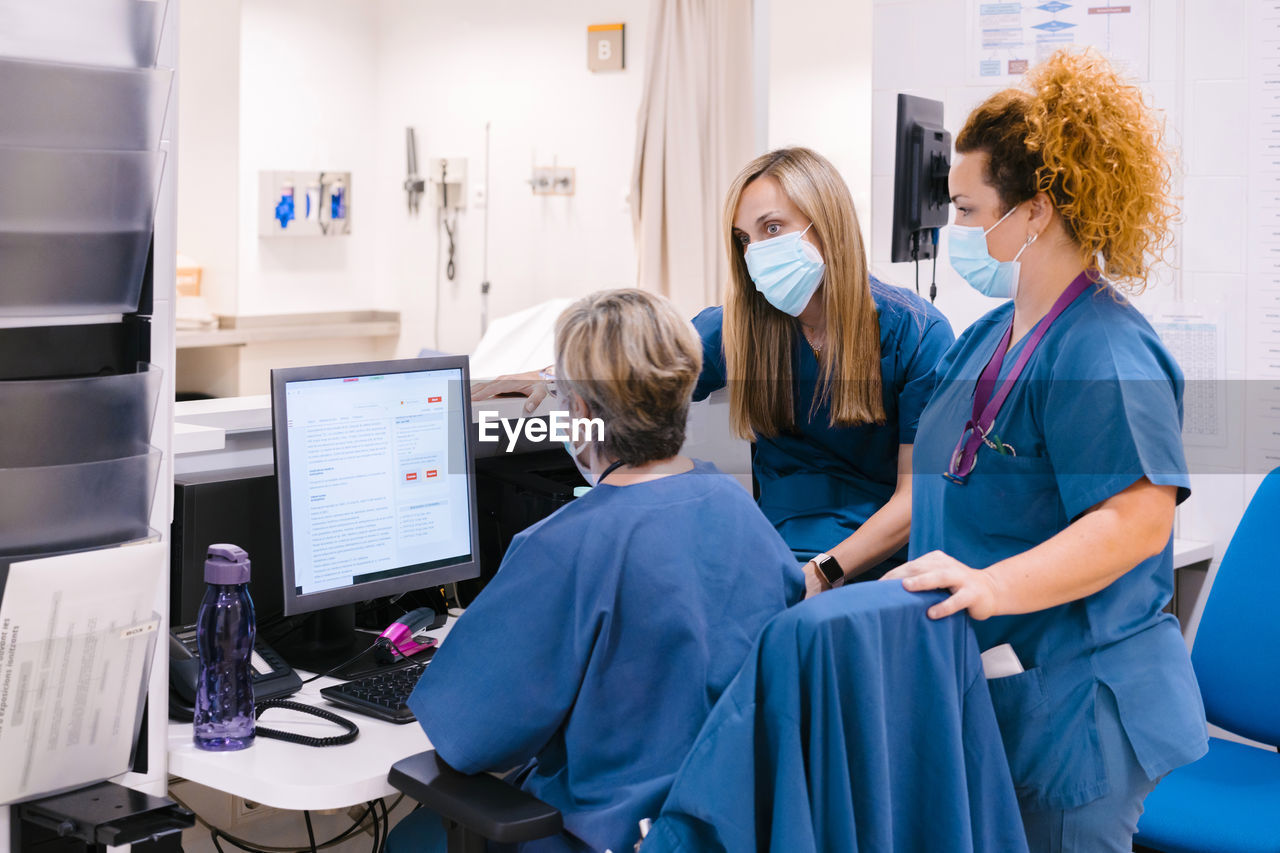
[944,271,1097,485]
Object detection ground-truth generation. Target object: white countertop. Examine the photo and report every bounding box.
[175,311,399,350]
[1173,538,1213,568]
[168,618,458,811]
[167,676,430,811]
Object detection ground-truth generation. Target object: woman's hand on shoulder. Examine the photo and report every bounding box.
[881,550,1001,621]
[470,369,551,413]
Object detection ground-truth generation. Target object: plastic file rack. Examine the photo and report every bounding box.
[0,0,176,820]
[0,0,172,318]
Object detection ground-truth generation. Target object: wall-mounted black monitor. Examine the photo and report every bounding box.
[890,93,952,264]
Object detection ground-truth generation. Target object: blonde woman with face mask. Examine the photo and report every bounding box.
[695,147,954,594]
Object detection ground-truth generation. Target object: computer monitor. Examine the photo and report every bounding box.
[889,93,952,265]
[270,355,481,672]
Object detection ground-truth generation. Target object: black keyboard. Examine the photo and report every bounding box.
[319,661,428,724]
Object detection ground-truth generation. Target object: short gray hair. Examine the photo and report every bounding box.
[554,289,703,465]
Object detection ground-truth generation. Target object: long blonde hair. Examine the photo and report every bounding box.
[722,147,884,439]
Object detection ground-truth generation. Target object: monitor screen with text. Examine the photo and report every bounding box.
[272,357,479,615]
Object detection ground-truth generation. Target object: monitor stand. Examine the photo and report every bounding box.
[273,604,427,681]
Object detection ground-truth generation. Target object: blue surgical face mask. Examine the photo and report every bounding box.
[947,204,1037,299]
[743,223,825,316]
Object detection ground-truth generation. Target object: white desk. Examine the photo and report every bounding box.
[168,619,458,812]
[167,674,429,811]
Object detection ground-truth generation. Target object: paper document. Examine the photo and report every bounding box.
[0,542,165,805]
[980,643,1025,679]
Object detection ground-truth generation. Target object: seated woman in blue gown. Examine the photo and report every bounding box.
[389,289,805,853]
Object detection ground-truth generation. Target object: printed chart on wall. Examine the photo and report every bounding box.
[966,1,1150,84]
[1148,305,1228,449]
[1248,0,1280,475]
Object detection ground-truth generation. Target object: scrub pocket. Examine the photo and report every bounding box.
[986,658,1108,810]
[987,667,1050,799]
[970,453,1063,545]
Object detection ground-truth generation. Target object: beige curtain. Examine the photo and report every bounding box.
[631,0,755,318]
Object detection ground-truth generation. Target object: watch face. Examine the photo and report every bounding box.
[818,556,842,584]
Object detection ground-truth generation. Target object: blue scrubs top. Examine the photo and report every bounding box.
[409,461,804,853]
[693,278,954,569]
[911,283,1208,810]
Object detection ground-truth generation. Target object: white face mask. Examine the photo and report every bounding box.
[563,436,596,486]
[560,391,597,485]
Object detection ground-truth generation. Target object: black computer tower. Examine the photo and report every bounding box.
[465,449,584,605]
[171,465,285,627]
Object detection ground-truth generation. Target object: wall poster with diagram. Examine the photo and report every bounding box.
[966,1,1150,84]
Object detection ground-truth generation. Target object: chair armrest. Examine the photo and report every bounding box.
[388,750,563,844]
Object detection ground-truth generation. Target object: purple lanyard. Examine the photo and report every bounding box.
[945,271,1095,484]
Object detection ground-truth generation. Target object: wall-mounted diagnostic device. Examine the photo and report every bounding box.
[429,157,466,282]
[430,157,466,211]
[530,164,575,196]
[890,94,951,300]
[404,127,425,215]
[259,170,352,237]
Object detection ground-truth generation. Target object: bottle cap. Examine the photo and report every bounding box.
[205,543,251,585]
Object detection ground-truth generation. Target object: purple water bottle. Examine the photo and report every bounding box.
[194,544,256,750]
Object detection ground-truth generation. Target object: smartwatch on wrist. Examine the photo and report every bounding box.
[813,552,843,587]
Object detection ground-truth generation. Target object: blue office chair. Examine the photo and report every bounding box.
[1134,468,1280,853]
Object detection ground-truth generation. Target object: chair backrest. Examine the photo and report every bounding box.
[643,583,1028,853]
[1190,467,1280,744]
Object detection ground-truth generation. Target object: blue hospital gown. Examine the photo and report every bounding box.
[405,460,805,852]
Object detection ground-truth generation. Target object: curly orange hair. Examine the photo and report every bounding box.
[956,49,1177,293]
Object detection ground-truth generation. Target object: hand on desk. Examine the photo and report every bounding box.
[471,369,550,414]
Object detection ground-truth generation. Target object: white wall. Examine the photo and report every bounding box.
[237,0,382,316]
[176,0,241,316]
[222,0,646,357]
[871,0,1252,567]
[765,0,873,244]
[1172,0,1253,567]
[371,0,646,357]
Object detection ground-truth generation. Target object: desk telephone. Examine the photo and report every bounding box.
[168,625,302,721]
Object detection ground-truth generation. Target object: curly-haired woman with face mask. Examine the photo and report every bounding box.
[886,50,1208,852]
